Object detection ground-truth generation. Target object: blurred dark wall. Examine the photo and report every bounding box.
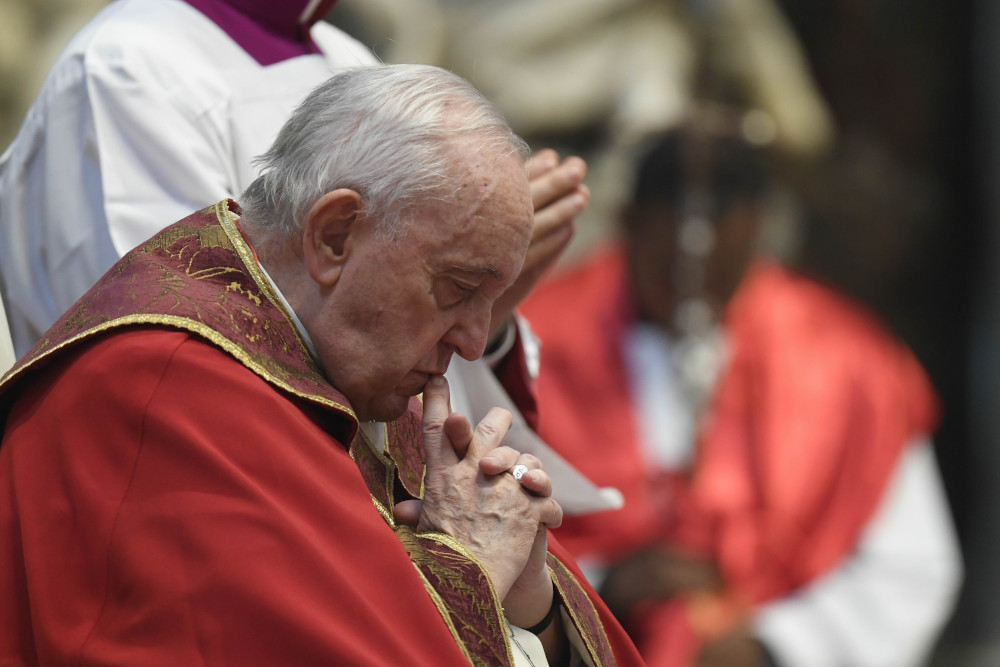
[775,0,984,657]
[963,0,1000,660]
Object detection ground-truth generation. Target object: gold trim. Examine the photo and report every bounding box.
[358,423,395,466]
[409,564,475,665]
[0,314,354,418]
[416,531,501,596]
[415,531,514,663]
[550,558,608,666]
[362,426,400,510]
[347,436,397,528]
[213,200,331,389]
[369,494,395,526]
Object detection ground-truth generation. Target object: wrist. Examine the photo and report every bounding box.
[504,573,555,628]
[524,593,562,635]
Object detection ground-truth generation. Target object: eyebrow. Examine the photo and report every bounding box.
[448,264,503,280]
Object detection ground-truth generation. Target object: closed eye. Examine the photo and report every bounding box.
[450,280,478,305]
[434,277,480,308]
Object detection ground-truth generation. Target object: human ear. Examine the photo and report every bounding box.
[301,189,365,287]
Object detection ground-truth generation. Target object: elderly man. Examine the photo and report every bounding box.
[0,65,640,666]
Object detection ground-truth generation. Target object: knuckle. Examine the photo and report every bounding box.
[520,454,541,468]
[477,421,500,440]
[496,445,517,458]
[422,420,445,437]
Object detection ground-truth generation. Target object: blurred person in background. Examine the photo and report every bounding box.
[521,122,963,666]
[433,0,835,264]
[0,0,589,369]
[0,0,372,355]
[0,0,604,514]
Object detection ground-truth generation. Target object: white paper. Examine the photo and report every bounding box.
[446,356,623,516]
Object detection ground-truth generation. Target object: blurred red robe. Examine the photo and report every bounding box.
[522,246,938,665]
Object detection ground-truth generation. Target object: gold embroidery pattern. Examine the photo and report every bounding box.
[212,201,317,367]
[350,410,514,666]
[400,529,514,667]
[1,201,355,434]
[349,432,396,521]
[385,402,425,498]
[409,565,475,665]
[549,554,616,666]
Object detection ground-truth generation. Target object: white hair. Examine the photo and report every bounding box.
[239,64,530,245]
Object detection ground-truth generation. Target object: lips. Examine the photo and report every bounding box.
[414,365,450,378]
[401,372,431,396]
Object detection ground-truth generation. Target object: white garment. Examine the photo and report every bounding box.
[0,0,375,356]
[448,318,624,515]
[622,324,963,667]
[0,291,14,376]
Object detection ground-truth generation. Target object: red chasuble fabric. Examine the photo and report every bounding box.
[521,245,938,665]
[0,203,641,665]
[0,330,474,665]
[0,330,640,665]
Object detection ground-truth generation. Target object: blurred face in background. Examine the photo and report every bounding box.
[623,195,762,337]
[622,130,769,336]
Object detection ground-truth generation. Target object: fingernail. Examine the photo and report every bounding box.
[427,375,445,387]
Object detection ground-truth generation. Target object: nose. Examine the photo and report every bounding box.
[442,301,492,361]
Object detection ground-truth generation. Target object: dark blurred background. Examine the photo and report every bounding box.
[0,0,992,663]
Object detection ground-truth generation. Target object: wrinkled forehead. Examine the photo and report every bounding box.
[448,141,532,219]
[407,149,532,278]
[476,152,533,256]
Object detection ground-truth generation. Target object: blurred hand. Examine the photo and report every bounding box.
[696,626,770,667]
[599,547,722,625]
[488,149,589,342]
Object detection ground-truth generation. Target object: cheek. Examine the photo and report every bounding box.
[386,308,451,362]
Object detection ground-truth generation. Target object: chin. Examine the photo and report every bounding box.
[356,395,412,423]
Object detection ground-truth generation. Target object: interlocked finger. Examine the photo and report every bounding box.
[505,452,542,483]
[503,454,552,500]
[509,464,530,484]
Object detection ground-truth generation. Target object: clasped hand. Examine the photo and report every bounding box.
[393,375,563,627]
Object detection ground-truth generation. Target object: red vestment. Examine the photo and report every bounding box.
[0,202,642,666]
[521,246,938,665]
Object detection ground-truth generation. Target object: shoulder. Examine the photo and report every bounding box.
[6,328,279,418]
[30,0,263,109]
[5,329,245,421]
[47,1,228,70]
[729,262,939,429]
[1,330,198,469]
[521,245,630,341]
[11,0,238,132]
[3,327,353,458]
[732,262,912,355]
